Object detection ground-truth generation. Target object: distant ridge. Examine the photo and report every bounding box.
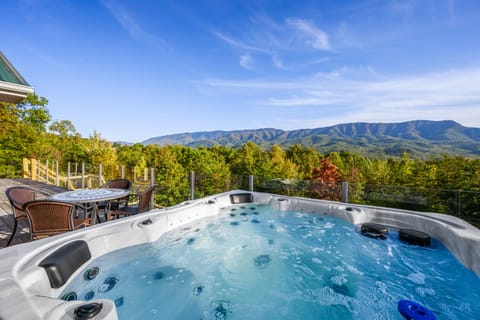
[141,120,480,158]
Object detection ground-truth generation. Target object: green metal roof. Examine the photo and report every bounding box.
[0,51,30,86]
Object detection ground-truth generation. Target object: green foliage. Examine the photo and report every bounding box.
[2,96,480,226]
[0,94,51,176]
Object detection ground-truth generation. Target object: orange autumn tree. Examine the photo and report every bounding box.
[310,157,343,201]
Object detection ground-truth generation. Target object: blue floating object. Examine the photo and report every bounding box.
[187,238,195,245]
[252,211,259,215]
[398,300,436,320]
[240,212,248,216]
[268,239,274,245]
[251,218,261,224]
[230,221,239,226]
[229,213,236,217]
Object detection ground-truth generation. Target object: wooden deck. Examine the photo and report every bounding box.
[0,178,67,248]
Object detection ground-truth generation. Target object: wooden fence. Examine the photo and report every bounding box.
[23,158,106,190]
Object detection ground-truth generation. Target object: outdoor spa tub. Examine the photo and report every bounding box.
[0,191,479,320]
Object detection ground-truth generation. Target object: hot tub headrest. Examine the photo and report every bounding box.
[230,193,253,204]
[39,240,91,289]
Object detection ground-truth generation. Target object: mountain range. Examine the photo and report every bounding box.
[139,120,480,158]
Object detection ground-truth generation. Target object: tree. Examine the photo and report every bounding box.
[310,157,343,201]
[0,94,51,177]
[267,144,298,179]
[83,132,117,179]
[230,142,271,177]
[286,144,321,179]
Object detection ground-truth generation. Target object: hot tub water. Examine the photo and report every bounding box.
[61,204,480,319]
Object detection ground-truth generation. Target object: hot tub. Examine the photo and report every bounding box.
[0,191,479,319]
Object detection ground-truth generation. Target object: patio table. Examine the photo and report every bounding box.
[50,188,131,223]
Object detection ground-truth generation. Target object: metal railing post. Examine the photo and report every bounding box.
[67,162,71,190]
[81,162,85,189]
[189,171,195,200]
[121,165,125,179]
[342,182,349,203]
[150,167,155,208]
[249,175,254,192]
[99,164,103,187]
[150,167,155,187]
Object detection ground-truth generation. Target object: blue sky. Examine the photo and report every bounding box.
[2,0,480,142]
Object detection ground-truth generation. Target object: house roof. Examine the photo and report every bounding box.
[0,51,34,103]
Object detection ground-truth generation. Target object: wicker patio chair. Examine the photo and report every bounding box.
[5,186,49,246]
[108,186,155,220]
[23,200,91,240]
[97,179,132,214]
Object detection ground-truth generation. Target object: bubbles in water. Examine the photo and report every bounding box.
[211,300,230,320]
[407,273,426,285]
[254,255,272,269]
[415,287,436,297]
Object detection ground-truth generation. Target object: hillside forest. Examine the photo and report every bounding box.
[1,96,480,225]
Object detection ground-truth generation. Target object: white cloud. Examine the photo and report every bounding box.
[101,0,165,48]
[213,32,268,53]
[286,18,331,50]
[272,56,287,70]
[204,67,480,128]
[240,54,254,70]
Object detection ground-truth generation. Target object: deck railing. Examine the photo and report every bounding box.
[23,158,480,228]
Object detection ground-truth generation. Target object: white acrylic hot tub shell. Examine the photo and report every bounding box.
[0,191,479,320]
